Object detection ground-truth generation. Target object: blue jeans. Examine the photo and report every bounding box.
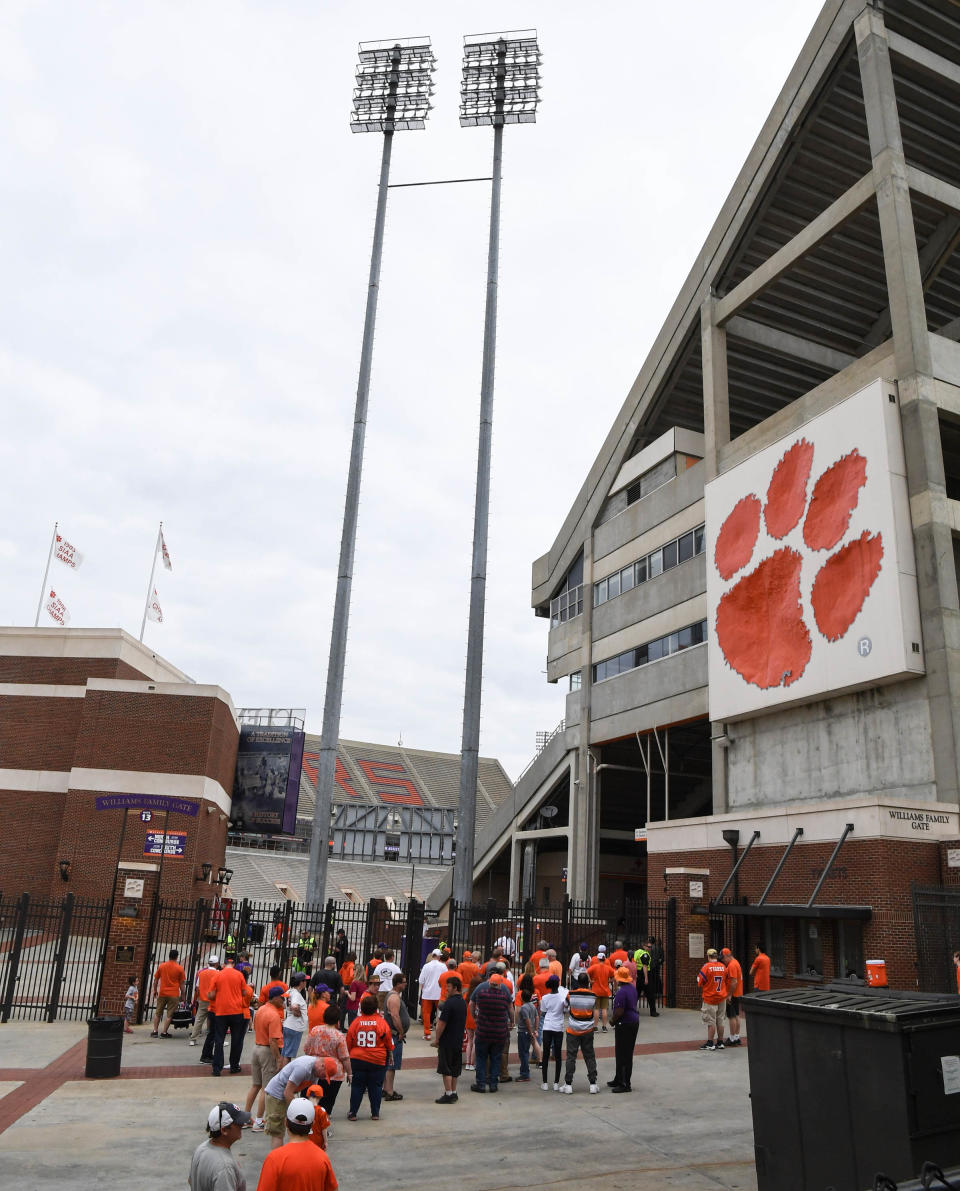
[474,1035,504,1089]
[518,1030,532,1078]
[281,1026,302,1058]
[349,1058,386,1117]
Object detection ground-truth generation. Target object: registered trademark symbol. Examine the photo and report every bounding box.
[857,636,872,657]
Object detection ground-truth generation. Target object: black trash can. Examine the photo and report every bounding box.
[85,1015,124,1079]
[745,985,960,1191]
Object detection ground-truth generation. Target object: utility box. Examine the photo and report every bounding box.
[744,985,960,1191]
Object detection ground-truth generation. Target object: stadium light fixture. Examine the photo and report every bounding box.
[452,31,541,910]
[307,38,436,905]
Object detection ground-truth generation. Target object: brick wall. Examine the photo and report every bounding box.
[0,694,83,771]
[649,836,944,1006]
[72,689,238,780]
[0,788,66,897]
[0,656,148,683]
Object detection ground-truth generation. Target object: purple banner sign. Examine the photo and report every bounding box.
[94,794,199,817]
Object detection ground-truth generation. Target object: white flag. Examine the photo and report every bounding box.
[54,533,83,570]
[146,588,163,624]
[45,589,70,626]
[160,529,172,572]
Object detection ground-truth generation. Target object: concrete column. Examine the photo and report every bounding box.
[701,292,730,482]
[856,9,960,804]
[710,721,728,814]
[570,538,598,901]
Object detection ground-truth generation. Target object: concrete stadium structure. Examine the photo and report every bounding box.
[433,0,960,999]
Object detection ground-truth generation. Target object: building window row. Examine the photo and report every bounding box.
[594,524,705,609]
[550,583,584,627]
[592,619,707,683]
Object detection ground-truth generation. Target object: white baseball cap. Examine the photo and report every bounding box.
[597,945,607,954]
[287,1097,315,1125]
[207,954,221,966]
[208,1102,250,1133]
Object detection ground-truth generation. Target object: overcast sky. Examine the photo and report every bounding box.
[0,0,826,778]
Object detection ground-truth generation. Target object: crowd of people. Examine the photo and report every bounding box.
[170,931,749,1189]
[177,928,938,1188]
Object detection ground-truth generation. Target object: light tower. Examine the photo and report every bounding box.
[307,38,436,904]
[452,31,542,910]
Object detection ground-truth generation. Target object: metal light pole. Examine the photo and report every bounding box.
[452,31,541,909]
[307,38,435,904]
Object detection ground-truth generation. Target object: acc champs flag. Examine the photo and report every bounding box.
[160,529,172,571]
[146,588,163,623]
[54,533,83,569]
[45,590,70,626]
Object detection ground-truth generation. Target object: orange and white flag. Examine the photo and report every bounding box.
[45,590,70,626]
[54,533,83,569]
[146,588,163,624]
[160,529,172,572]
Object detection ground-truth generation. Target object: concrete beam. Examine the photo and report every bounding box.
[887,29,960,92]
[907,165,960,218]
[727,314,856,372]
[714,172,876,325]
[864,209,960,348]
[701,294,729,482]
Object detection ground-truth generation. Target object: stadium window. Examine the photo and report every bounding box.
[798,921,823,979]
[765,920,786,978]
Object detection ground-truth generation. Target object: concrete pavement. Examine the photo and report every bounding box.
[0,1010,756,1191]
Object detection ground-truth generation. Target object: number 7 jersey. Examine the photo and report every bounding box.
[697,960,730,1004]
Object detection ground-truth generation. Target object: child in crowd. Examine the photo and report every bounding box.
[124,975,139,1033]
[305,1083,331,1150]
[517,987,541,1080]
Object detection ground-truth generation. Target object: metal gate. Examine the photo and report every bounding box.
[448,896,677,1007]
[913,884,960,993]
[0,892,111,1022]
[140,896,428,1021]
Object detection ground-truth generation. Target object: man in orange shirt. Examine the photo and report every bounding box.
[696,948,729,1050]
[245,984,285,1129]
[545,949,564,981]
[208,955,253,1076]
[750,943,771,991]
[438,959,459,1001]
[586,952,616,1031]
[257,966,289,1007]
[608,940,630,966]
[528,940,549,972]
[532,958,552,1001]
[151,948,186,1038]
[457,951,479,991]
[256,1097,338,1191]
[721,948,744,1046]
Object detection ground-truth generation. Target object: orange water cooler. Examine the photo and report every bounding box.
[865,959,887,987]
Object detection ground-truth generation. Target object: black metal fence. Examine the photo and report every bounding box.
[0,892,112,1022]
[913,884,960,993]
[447,896,677,1007]
[0,890,677,1021]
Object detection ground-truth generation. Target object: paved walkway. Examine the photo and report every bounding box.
[0,1011,756,1191]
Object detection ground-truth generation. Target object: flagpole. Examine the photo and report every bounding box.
[139,522,162,643]
[34,522,58,627]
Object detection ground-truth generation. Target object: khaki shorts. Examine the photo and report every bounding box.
[251,1044,278,1088]
[701,1001,726,1028]
[265,1094,286,1137]
[156,995,179,1018]
[595,996,609,1011]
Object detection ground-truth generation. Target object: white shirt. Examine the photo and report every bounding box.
[494,935,516,957]
[540,989,568,1032]
[284,986,307,1033]
[374,961,401,990]
[418,959,446,1000]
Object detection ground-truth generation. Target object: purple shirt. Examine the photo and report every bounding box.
[612,981,640,1026]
